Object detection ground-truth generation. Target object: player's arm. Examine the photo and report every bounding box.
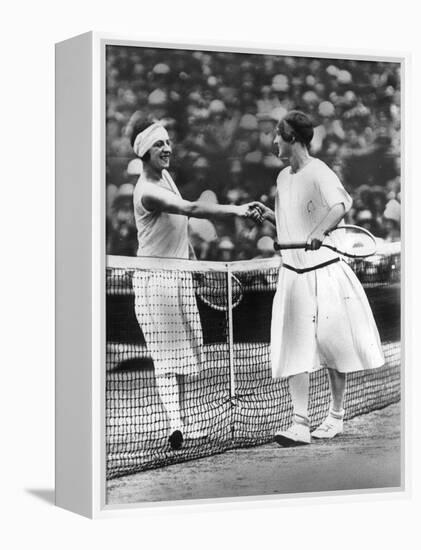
[142,185,263,222]
[188,241,197,260]
[306,166,353,250]
[244,201,275,225]
[258,204,276,226]
[305,202,347,250]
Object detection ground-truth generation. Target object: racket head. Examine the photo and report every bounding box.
[195,273,244,311]
[324,225,377,258]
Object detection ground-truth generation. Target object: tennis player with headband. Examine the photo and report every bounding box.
[131,120,263,450]
[258,110,384,446]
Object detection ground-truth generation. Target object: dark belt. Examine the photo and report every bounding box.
[282,257,340,274]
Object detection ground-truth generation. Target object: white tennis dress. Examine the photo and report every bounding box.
[133,170,203,376]
[271,158,384,378]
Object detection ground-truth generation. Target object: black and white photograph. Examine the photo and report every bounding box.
[104,43,402,505]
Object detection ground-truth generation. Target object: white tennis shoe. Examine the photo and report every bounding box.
[312,413,344,439]
[274,423,311,446]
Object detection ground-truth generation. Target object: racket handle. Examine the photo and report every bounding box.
[273,242,307,251]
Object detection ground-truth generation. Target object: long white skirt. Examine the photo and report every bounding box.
[133,270,204,377]
[271,260,385,378]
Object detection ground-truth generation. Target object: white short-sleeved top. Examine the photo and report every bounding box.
[133,170,189,259]
[275,158,352,269]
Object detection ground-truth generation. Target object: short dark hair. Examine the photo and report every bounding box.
[279,110,314,146]
[140,151,151,162]
[130,119,150,147]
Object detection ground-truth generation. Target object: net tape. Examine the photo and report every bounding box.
[106,249,401,479]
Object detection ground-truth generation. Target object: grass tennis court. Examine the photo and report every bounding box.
[107,401,401,504]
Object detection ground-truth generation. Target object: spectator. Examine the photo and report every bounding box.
[383,198,401,242]
[107,184,137,255]
[106,47,401,259]
[216,237,235,262]
[254,236,276,259]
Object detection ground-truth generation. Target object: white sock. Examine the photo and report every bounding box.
[293,413,310,427]
[329,407,345,420]
[155,375,183,431]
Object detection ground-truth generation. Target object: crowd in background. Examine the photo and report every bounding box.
[106,46,401,260]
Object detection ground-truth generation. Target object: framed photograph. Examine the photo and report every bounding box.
[55,32,406,518]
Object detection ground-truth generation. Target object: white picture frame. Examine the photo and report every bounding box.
[55,32,408,518]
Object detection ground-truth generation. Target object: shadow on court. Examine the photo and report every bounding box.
[107,402,401,505]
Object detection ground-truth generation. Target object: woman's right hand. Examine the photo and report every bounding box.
[243,202,265,223]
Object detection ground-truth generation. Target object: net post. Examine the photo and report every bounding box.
[226,263,236,399]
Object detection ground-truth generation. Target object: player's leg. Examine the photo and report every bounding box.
[271,268,315,447]
[155,374,184,449]
[176,274,208,440]
[329,368,346,412]
[134,271,204,448]
[274,372,311,446]
[312,368,346,439]
[289,372,310,424]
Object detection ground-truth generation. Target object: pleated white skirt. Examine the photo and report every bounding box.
[271,260,385,378]
[133,270,204,376]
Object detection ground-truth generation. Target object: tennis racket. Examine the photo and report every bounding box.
[273,224,377,259]
[195,273,244,311]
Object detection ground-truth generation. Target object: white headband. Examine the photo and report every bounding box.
[133,123,169,158]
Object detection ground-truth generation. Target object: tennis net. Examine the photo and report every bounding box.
[106,246,401,479]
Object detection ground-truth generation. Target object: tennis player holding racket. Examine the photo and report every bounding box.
[130,120,263,450]
[258,110,384,446]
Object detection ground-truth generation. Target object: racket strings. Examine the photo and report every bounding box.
[274,225,377,258]
[196,273,244,311]
[326,226,377,258]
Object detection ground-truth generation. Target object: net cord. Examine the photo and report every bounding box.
[107,255,281,273]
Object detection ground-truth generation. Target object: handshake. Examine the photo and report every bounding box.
[239,201,271,224]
